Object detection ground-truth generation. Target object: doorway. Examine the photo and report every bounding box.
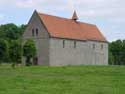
[33,57,38,65]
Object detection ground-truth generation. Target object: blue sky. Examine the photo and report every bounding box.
[0,0,125,41]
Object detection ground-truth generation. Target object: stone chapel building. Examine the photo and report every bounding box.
[22,10,108,66]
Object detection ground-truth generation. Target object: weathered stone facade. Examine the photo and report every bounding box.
[22,11,108,66]
[22,11,50,66]
[49,38,108,66]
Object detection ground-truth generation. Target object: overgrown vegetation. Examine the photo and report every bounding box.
[0,23,37,67]
[0,23,26,67]
[23,39,37,66]
[0,39,8,64]
[9,39,22,68]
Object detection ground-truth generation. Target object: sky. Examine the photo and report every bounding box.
[0,0,125,41]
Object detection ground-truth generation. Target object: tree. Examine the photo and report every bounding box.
[9,39,22,68]
[108,51,114,65]
[23,39,37,66]
[0,23,27,64]
[122,40,125,64]
[0,23,20,40]
[109,40,125,65]
[18,24,27,36]
[0,39,8,64]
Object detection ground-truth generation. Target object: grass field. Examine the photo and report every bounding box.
[0,65,125,94]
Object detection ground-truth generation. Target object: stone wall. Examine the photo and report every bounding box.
[49,38,108,66]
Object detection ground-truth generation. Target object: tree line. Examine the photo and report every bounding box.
[109,40,125,65]
[0,23,124,67]
[0,23,37,68]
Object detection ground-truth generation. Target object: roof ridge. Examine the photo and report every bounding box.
[38,12,70,20]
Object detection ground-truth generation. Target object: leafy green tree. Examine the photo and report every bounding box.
[0,23,27,64]
[9,39,22,68]
[23,39,37,66]
[0,39,8,64]
[18,24,27,36]
[122,40,125,64]
[0,23,20,40]
[109,40,125,65]
[108,51,114,65]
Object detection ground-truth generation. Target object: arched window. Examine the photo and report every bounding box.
[36,28,38,36]
[74,41,76,48]
[93,44,95,49]
[63,40,65,48]
[32,29,34,36]
[101,44,103,50]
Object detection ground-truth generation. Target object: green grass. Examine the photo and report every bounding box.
[0,65,125,94]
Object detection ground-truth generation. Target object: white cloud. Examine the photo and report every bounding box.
[16,0,34,8]
[16,0,69,10]
[15,0,73,15]
[0,0,17,7]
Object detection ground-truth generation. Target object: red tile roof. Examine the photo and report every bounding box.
[38,12,107,42]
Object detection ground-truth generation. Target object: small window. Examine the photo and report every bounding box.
[101,44,103,50]
[63,40,65,48]
[74,41,76,48]
[93,44,95,49]
[36,28,38,36]
[32,29,34,36]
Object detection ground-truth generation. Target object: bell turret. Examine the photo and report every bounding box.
[72,11,78,21]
